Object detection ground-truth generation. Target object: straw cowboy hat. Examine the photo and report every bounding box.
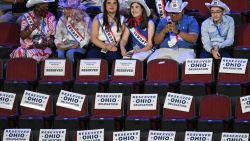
[205,0,230,14]
[60,0,87,10]
[26,0,55,8]
[128,0,151,17]
[165,0,188,13]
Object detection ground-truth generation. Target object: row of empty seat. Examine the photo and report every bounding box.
[1,94,250,133]
[0,58,249,98]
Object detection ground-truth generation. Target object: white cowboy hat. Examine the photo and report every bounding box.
[165,0,188,13]
[26,0,55,8]
[60,0,87,10]
[205,0,230,14]
[128,0,151,17]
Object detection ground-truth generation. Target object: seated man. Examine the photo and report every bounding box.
[148,0,199,64]
[200,0,234,59]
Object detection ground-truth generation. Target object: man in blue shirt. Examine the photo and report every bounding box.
[200,0,234,59]
[148,0,199,64]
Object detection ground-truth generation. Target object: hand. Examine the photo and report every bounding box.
[106,43,117,52]
[168,23,178,33]
[162,24,171,34]
[71,42,80,48]
[211,49,221,59]
[121,48,127,56]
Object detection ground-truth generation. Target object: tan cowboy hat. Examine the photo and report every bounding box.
[205,0,230,14]
[165,0,188,13]
[26,0,55,8]
[128,0,151,17]
[60,0,87,10]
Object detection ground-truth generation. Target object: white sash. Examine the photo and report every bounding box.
[24,12,35,27]
[129,27,148,46]
[63,19,85,44]
[155,0,167,19]
[97,14,117,43]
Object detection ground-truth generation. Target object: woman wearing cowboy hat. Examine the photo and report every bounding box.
[10,0,56,62]
[87,0,125,73]
[147,0,199,64]
[200,0,234,59]
[54,0,91,62]
[120,0,155,61]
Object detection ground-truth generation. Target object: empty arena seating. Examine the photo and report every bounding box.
[161,98,196,132]
[37,59,73,95]
[144,59,179,97]
[53,96,88,131]
[4,58,38,95]
[180,62,215,96]
[0,22,20,59]
[0,60,3,90]
[109,59,144,95]
[125,96,160,132]
[234,24,250,60]
[0,95,18,130]
[198,95,233,133]
[234,97,250,133]
[216,63,249,97]
[89,95,124,132]
[19,95,54,130]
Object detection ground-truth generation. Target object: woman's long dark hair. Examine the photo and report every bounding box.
[103,0,121,32]
[127,2,148,29]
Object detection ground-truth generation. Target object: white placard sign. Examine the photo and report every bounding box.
[113,130,140,141]
[3,129,31,141]
[20,90,50,111]
[79,60,101,76]
[185,58,213,74]
[221,133,249,141]
[77,129,104,141]
[39,129,66,141]
[219,58,248,74]
[44,59,66,76]
[164,92,193,112]
[148,131,176,141]
[0,91,16,110]
[185,131,213,141]
[240,95,250,113]
[114,60,136,76]
[56,90,86,111]
[130,94,158,110]
[94,93,122,109]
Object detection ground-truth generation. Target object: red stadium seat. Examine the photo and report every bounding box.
[234,25,250,59]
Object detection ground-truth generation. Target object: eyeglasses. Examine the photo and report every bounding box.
[210,11,223,15]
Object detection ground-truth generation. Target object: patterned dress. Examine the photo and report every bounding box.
[10,11,56,62]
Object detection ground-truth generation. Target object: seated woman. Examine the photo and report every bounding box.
[10,0,56,62]
[54,0,91,62]
[120,0,155,61]
[87,0,125,70]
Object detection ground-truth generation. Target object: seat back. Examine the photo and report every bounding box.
[76,59,108,82]
[235,97,250,120]
[40,59,73,82]
[91,97,123,118]
[0,22,20,46]
[0,60,3,80]
[182,62,214,83]
[147,59,179,82]
[6,58,37,81]
[200,95,231,120]
[218,63,249,83]
[235,25,250,46]
[20,96,53,116]
[186,0,249,15]
[127,97,159,118]
[56,96,88,118]
[163,98,195,119]
[0,95,18,116]
[111,59,143,82]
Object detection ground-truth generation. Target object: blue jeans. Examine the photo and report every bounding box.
[57,48,86,62]
[200,49,232,59]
